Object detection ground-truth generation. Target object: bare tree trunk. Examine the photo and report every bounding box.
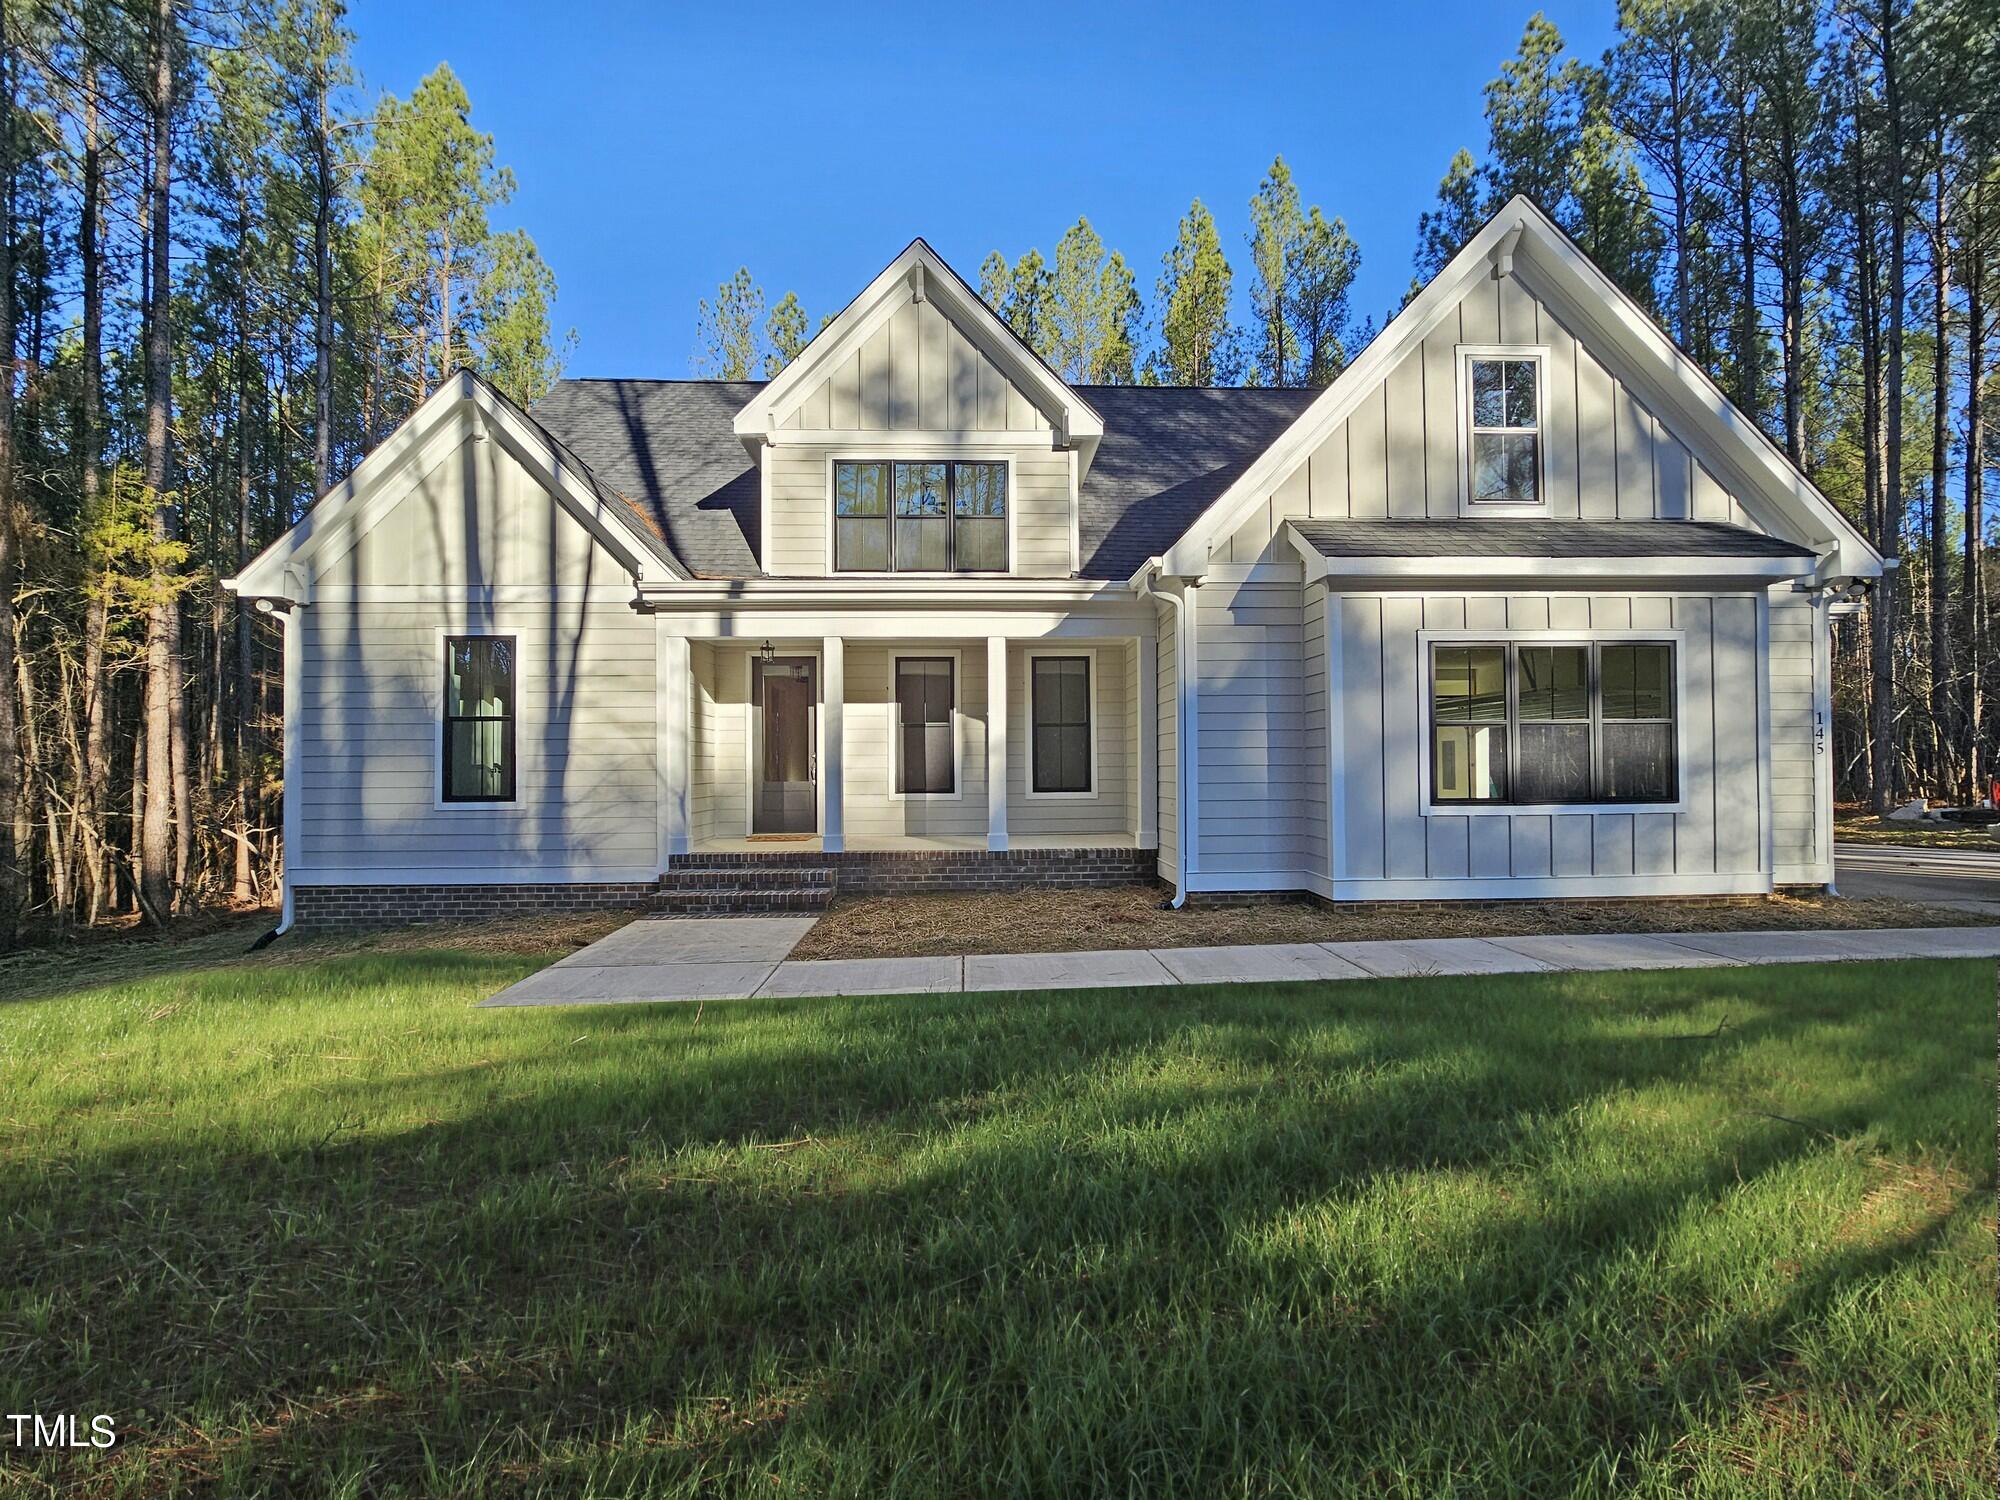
[0,4,24,943]
[1734,66,1763,422]
[1929,133,1953,797]
[1871,0,1911,815]
[312,12,334,497]
[1966,186,1988,801]
[140,0,181,921]
[79,18,110,923]
[235,199,256,905]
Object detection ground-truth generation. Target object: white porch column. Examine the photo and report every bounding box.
[656,625,691,862]
[821,635,845,853]
[986,636,1008,851]
[1136,633,1158,850]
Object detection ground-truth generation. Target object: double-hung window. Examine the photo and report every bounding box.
[894,656,956,795]
[1029,655,1093,794]
[1463,351,1543,508]
[834,460,1007,573]
[1431,641,1676,806]
[442,635,516,803]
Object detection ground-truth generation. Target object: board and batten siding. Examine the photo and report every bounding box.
[1195,571,1306,876]
[1301,583,1332,879]
[1768,592,1823,881]
[1156,603,1179,883]
[296,431,658,883]
[781,297,1050,435]
[1329,590,1766,897]
[1219,270,1762,564]
[760,296,1074,577]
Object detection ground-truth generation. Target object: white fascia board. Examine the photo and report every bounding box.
[1160,213,1517,576]
[226,373,478,599]
[1163,196,1882,580]
[225,371,669,601]
[732,239,1103,471]
[1279,547,1814,590]
[1506,232,1881,579]
[638,577,1129,608]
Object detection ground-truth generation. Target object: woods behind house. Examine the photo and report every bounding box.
[1,0,1996,940]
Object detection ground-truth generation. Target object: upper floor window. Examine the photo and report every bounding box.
[442,635,516,803]
[1461,349,1544,509]
[1430,640,1676,807]
[834,460,1007,573]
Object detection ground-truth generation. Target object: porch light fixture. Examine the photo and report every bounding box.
[759,639,776,661]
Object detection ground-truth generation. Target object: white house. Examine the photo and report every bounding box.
[227,197,1882,929]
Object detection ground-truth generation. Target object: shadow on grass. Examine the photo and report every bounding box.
[4,962,1992,1496]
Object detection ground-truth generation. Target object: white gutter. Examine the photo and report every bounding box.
[1135,560,1193,909]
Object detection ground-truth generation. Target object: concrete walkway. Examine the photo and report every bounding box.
[479,917,2000,1007]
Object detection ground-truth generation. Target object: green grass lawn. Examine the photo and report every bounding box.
[1,928,1992,1497]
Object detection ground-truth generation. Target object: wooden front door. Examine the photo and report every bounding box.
[752,657,817,834]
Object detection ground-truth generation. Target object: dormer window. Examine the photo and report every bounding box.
[1460,347,1547,512]
[833,460,1008,573]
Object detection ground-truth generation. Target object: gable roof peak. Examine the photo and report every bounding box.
[731,237,1104,473]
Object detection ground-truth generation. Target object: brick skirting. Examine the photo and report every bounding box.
[292,882,658,930]
[293,848,1161,929]
[669,846,1160,895]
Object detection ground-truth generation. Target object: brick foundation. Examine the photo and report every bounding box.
[292,881,658,930]
[670,846,1159,896]
[293,848,1162,929]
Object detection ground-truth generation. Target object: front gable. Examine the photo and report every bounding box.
[228,372,675,603]
[1164,197,1881,582]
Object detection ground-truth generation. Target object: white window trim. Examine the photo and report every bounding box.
[433,627,521,812]
[1415,627,1691,817]
[824,453,1018,578]
[740,645,825,839]
[888,648,964,802]
[1023,645,1098,800]
[1456,344,1552,517]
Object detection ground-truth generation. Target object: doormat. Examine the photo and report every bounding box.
[747,834,814,843]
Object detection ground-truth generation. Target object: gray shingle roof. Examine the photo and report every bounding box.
[531,378,1321,580]
[1287,518,1815,559]
[532,379,768,578]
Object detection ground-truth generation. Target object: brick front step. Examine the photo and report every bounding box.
[648,885,833,915]
[657,864,837,892]
[665,847,1158,896]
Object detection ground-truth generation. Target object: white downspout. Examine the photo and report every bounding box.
[1137,563,1192,909]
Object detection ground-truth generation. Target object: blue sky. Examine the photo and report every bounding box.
[347,1,1619,380]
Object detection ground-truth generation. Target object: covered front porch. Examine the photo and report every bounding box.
[657,632,1160,863]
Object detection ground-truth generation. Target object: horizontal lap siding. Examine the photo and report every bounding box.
[1221,269,1762,564]
[1007,642,1131,838]
[298,602,656,876]
[1332,590,1767,893]
[764,447,1071,578]
[842,643,988,840]
[1197,574,1304,873]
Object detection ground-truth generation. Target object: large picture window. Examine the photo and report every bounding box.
[834,460,1007,573]
[1431,641,1676,806]
[1030,655,1093,794]
[894,656,956,795]
[443,635,516,803]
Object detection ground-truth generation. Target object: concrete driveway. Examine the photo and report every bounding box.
[1835,842,2000,913]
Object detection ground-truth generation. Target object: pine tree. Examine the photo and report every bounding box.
[765,290,809,375]
[1151,199,1238,385]
[1414,149,1484,284]
[1482,14,1587,213]
[1292,208,1361,386]
[1248,156,1305,385]
[694,267,764,378]
[1047,219,1139,384]
[479,229,569,403]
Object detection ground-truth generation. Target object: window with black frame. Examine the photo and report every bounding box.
[834,460,1006,572]
[894,657,956,795]
[1430,640,1675,806]
[1030,655,1092,793]
[443,635,516,802]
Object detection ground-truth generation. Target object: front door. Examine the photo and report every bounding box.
[752,656,818,834]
